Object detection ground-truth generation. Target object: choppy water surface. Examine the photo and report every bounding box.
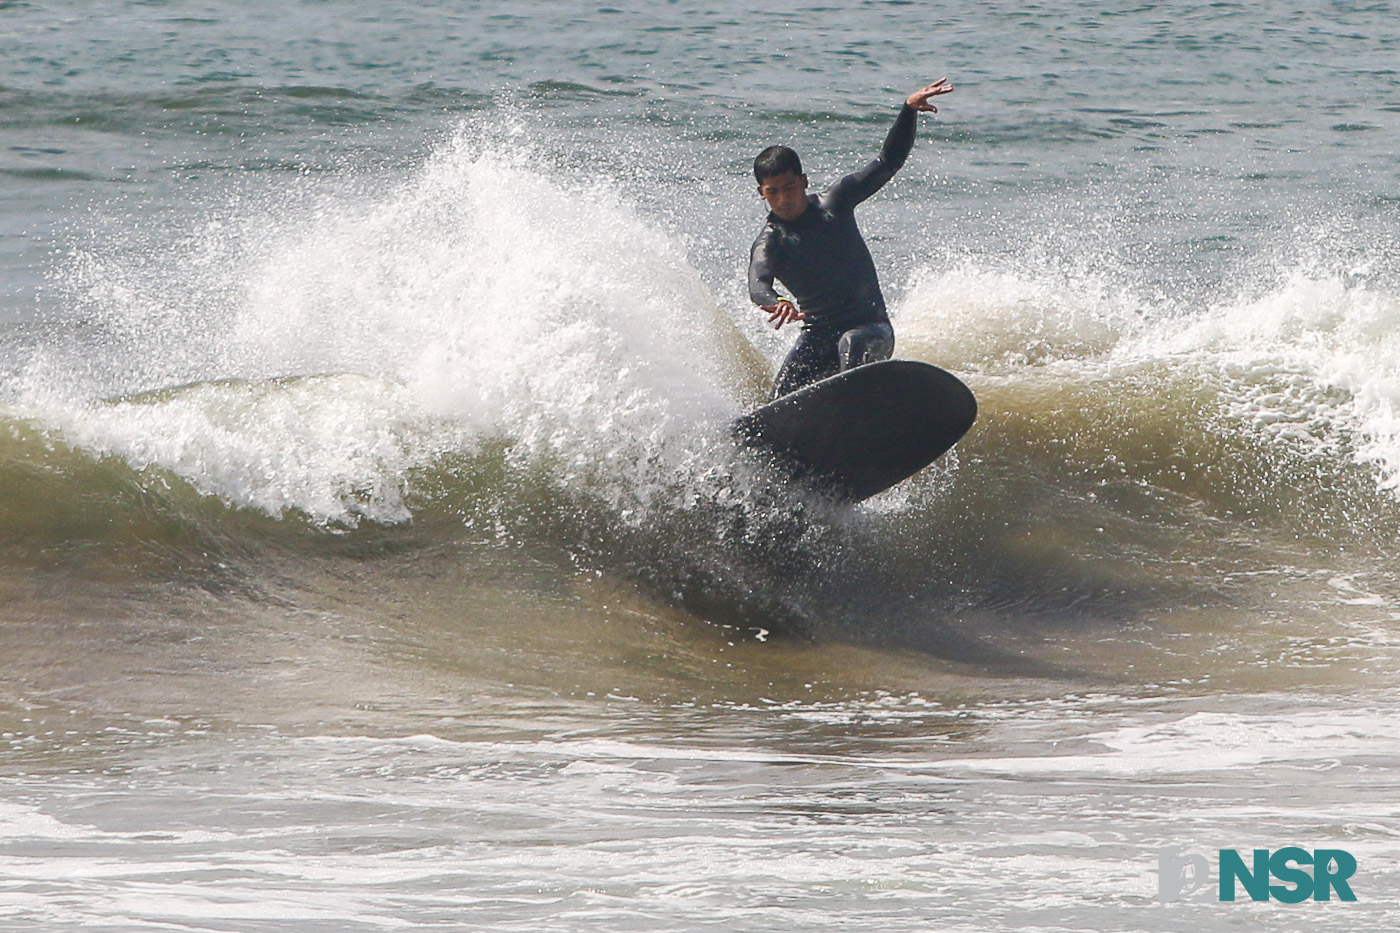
[2,2,1400,930]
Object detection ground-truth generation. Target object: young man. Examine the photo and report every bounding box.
[748,80,954,399]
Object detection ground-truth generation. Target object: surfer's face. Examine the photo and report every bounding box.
[758,171,809,221]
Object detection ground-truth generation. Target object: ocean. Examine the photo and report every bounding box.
[3,1,1399,929]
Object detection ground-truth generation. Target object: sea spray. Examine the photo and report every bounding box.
[896,260,1143,372]
[24,118,764,526]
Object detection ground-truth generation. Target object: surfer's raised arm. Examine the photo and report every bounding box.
[829,80,955,211]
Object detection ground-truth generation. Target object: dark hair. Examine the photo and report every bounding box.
[753,145,803,183]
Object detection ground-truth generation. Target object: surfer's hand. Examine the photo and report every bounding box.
[907,78,953,112]
[762,300,805,329]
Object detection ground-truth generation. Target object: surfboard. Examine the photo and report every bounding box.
[731,359,976,503]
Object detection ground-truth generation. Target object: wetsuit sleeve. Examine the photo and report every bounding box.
[827,103,918,211]
[748,227,784,306]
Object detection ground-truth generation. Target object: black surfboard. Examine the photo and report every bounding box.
[731,360,976,503]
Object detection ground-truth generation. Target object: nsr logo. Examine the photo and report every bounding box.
[1158,847,1358,903]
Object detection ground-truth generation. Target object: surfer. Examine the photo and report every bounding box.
[747,81,953,399]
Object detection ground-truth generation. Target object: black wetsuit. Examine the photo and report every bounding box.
[748,103,918,398]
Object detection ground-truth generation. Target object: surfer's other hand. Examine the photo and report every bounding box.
[907,78,954,112]
[762,300,805,329]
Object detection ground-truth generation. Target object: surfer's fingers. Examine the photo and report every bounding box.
[909,82,952,111]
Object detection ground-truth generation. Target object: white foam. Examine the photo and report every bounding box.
[0,800,87,841]
[28,374,445,524]
[933,704,1400,777]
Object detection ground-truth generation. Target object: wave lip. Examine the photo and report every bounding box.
[26,374,452,526]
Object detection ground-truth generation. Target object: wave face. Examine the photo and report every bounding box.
[5,113,1400,675]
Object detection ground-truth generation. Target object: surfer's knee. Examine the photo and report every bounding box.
[838,323,894,370]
